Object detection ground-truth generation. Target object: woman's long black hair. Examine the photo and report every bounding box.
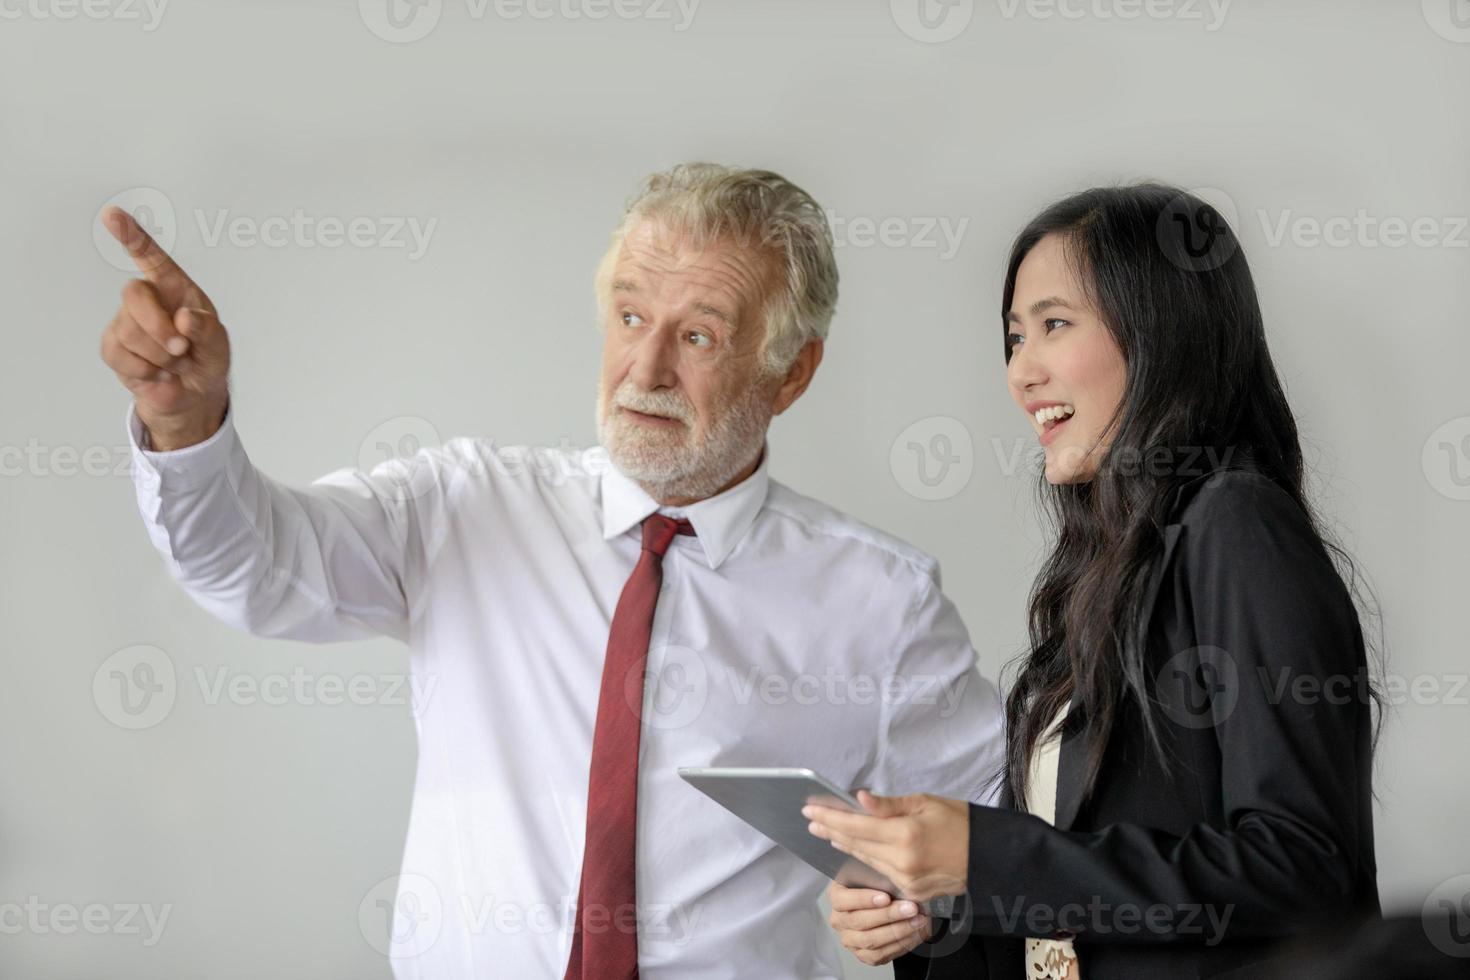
[999,183,1384,809]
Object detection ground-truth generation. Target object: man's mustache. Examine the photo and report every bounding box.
[613,388,695,424]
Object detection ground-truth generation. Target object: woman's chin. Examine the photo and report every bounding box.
[1043,449,1098,485]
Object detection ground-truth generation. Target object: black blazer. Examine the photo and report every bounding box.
[894,467,1380,980]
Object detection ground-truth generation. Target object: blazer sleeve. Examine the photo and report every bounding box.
[956,474,1374,945]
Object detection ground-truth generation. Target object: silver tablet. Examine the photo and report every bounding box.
[677,766,898,893]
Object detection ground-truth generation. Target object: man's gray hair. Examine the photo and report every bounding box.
[594,162,839,376]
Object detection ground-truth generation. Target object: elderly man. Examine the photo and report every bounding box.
[101,163,1003,978]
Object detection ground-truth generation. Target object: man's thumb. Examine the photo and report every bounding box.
[176,307,221,351]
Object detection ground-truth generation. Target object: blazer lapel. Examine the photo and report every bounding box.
[1051,522,1184,831]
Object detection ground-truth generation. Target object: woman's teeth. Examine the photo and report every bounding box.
[1034,404,1076,427]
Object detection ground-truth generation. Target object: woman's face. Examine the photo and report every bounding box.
[1005,233,1128,484]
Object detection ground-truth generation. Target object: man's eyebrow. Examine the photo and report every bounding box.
[693,302,735,328]
[1005,295,1075,324]
[610,278,735,328]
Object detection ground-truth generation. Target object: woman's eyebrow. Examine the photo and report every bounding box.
[1006,296,1075,323]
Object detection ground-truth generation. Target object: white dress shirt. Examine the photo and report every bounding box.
[125,399,1005,979]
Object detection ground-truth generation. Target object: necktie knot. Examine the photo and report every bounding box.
[641,513,696,557]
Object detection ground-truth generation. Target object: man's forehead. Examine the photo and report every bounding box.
[611,221,773,310]
[618,219,762,265]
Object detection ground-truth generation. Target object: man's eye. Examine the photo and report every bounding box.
[621,312,644,327]
[686,331,712,348]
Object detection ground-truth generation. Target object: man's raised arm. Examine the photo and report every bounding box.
[102,208,446,644]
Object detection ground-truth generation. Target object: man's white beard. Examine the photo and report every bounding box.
[597,377,772,502]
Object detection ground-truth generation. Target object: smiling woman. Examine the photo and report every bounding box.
[1004,232,1128,484]
[810,184,1386,980]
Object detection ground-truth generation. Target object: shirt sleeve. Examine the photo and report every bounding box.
[864,561,1006,806]
[125,398,459,644]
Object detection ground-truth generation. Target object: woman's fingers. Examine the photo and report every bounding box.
[804,803,895,845]
[827,884,892,912]
[854,789,911,817]
[829,893,920,929]
[854,927,928,966]
[825,878,933,966]
[834,910,923,940]
[820,830,893,872]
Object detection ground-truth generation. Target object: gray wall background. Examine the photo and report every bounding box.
[3,1,1468,976]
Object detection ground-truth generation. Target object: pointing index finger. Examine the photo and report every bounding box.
[104,206,190,284]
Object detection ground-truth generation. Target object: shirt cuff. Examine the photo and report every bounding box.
[125,398,238,493]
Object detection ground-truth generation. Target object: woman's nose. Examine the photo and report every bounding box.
[1007,343,1046,392]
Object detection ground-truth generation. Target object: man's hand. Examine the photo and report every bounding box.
[99,207,231,451]
[826,881,933,967]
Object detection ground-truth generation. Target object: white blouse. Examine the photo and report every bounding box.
[1023,703,1080,980]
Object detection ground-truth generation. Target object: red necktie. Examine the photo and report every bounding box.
[563,513,696,980]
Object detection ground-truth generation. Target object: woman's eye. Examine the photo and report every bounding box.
[1044,318,1069,332]
[621,312,644,328]
[1006,332,1024,349]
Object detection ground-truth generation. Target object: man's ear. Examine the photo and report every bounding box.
[771,339,824,416]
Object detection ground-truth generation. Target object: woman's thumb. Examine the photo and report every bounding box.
[856,789,904,816]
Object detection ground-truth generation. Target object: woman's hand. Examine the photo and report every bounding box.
[826,881,933,967]
[804,790,970,902]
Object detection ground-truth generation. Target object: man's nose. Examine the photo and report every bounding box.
[627,322,681,391]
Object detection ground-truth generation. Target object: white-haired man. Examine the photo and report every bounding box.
[102,163,1003,978]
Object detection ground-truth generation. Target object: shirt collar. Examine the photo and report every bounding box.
[599,445,770,570]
